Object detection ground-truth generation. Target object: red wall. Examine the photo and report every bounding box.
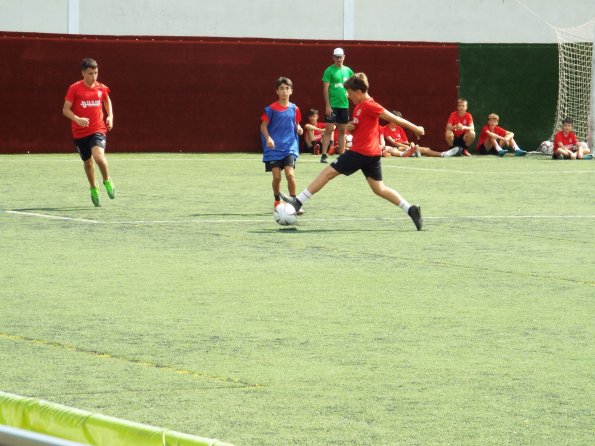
[0,32,458,154]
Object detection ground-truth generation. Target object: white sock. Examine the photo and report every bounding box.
[398,199,411,213]
[512,142,520,150]
[493,141,502,151]
[296,189,312,204]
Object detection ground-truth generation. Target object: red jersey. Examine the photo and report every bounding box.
[383,125,409,144]
[65,80,110,139]
[477,125,507,148]
[447,111,473,137]
[350,98,385,156]
[554,130,577,150]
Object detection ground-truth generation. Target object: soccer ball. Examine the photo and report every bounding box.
[539,140,554,155]
[274,202,297,226]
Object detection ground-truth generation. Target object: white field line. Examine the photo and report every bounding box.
[2,154,594,174]
[3,209,595,225]
[3,210,99,223]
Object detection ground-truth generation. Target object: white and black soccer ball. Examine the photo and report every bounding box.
[274,202,297,226]
[539,140,554,155]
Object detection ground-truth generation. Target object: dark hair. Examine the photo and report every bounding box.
[391,110,402,118]
[562,117,573,125]
[307,108,319,117]
[344,72,369,93]
[81,58,98,70]
[275,76,293,89]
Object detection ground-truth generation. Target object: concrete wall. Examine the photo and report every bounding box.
[1,0,594,43]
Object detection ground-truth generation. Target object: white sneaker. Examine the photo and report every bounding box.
[443,146,462,157]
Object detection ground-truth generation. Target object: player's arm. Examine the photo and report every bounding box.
[62,100,89,127]
[322,81,331,116]
[103,96,114,131]
[260,120,274,148]
[380,109,424,138]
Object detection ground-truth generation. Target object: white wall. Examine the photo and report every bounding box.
[1,0,594,43]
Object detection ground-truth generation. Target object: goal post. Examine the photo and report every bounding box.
[551,18,595,148]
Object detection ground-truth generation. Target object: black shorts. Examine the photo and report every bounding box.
[453,135,466,148]
[264,154,296,172]
[331,150,382,181]
[74,133,106,161]
[477,144,499,155]
[325,107,350,124]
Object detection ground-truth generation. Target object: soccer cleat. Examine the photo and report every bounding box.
[583,154,593,160]
[284,196,303,212]
[320,154,328,163]
[407,205,423,231]
[498,149,507,157]
[414,148,421,157]
[103,178,116,199]
[462,149,472,157]
[514,148,527,157]
[442,146,461,157]
[90,184,100,207]
[401,145,417,158]
[279,192,304,215]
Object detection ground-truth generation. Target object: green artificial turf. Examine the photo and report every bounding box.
[1,153,593,445]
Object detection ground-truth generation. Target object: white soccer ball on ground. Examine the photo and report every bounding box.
[274,202,297,226]
[539,140,554,155]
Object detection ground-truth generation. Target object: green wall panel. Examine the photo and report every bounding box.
[459,44,558,151]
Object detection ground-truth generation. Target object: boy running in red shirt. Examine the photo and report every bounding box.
[62,58,115,207]
[477,113,527,157]
[284,73,425,231]
[553,118,592,159]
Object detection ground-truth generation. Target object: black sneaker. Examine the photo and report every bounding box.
[320,154,328,163]
[279,192,304,214]
[407,205,423,231]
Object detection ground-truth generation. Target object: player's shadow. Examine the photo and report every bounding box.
[250,227,397,234]
[12,207,92,212]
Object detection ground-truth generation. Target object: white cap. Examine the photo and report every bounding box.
[333,47,345,57]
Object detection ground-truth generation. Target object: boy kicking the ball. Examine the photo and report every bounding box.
[260,77,304,213]
[62,58,116,207]
[284,73,425,231]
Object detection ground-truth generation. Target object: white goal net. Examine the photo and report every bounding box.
[551,19,595,146]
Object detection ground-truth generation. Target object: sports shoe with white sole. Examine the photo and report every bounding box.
[442,146,462,157]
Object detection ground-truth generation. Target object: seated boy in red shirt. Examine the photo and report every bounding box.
[477,113,526,157]
[445,98,475,156]
[383,111,460,158]
[303,108,326,154]
[553,117,592,159]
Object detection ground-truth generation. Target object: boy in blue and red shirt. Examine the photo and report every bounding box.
[260,77,303,210]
